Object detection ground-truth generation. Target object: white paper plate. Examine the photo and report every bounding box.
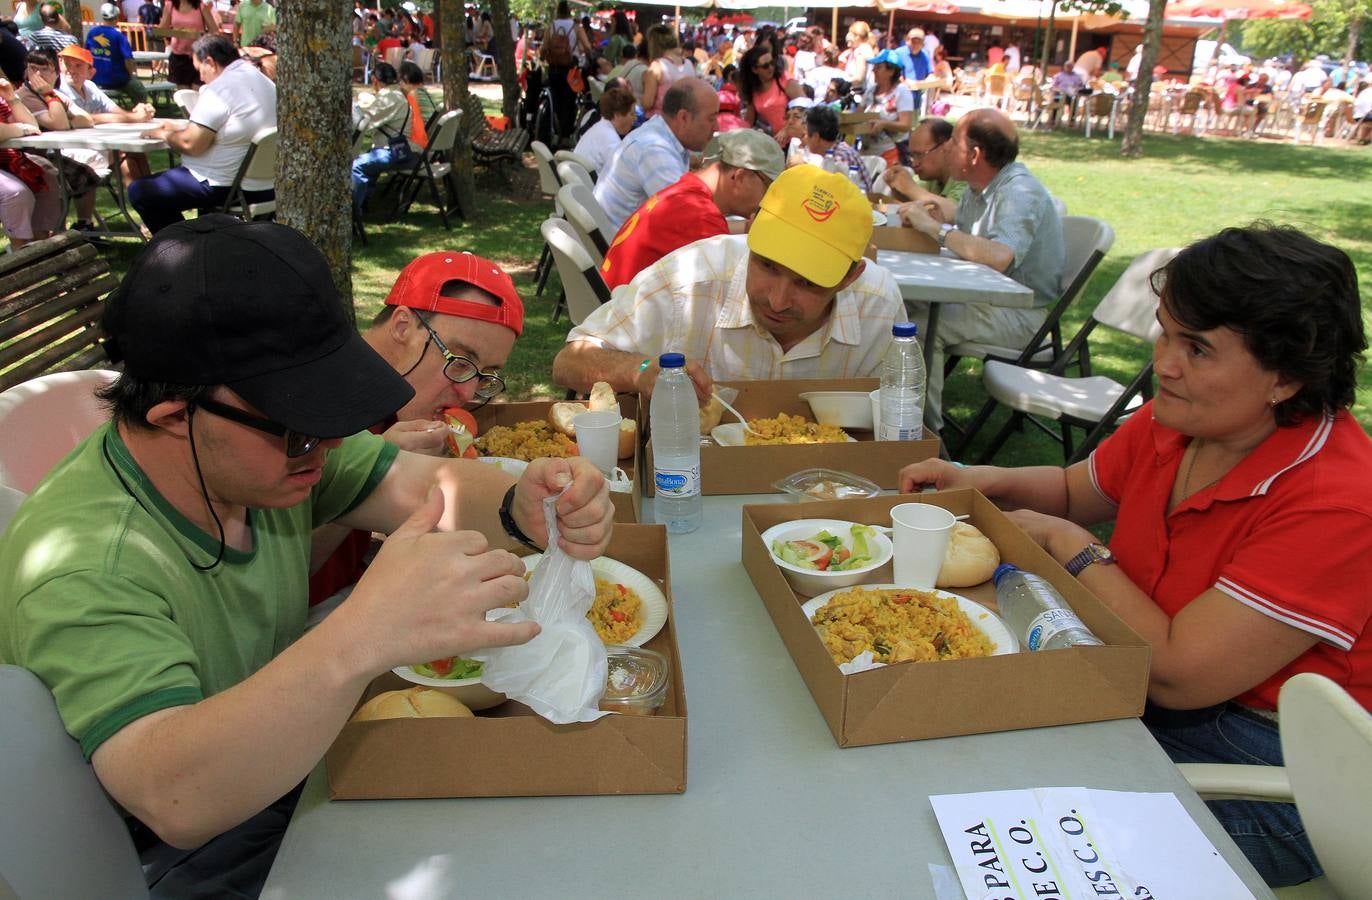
[870,209,887,227]
[476,456,529,477]
[801,584,1019,662]
[710,422,857,447]
[520,553,668,648]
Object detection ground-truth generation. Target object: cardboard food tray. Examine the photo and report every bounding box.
[474,397,642,523]
[740,491,1150,747]
[642,379,939,496]
[869,225,939,255]
[326,523,687,798]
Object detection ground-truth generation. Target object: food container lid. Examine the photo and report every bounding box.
[772,468,883,502]
[602,646,670,708]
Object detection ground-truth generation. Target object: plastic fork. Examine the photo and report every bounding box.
[713,390,760,436]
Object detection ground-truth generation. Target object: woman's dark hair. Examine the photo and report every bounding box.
[611,10,631,38]
[805,104,840,141]
[872,58,901,91]
[373,61,398,85]
[173,0,202,8]
[398,60,424,85]
[192,33,238,68]
[1153,223,1366,425]
[97,376,214,431]
[25,47,57,71]
[555,1,570,18]
[599,85,635,118]
[739,43,779,107]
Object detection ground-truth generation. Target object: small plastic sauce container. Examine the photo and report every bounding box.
[600,646,670,716]
[772,467,882,502]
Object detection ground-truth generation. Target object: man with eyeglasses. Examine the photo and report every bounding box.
[880,117,964,211]
[0,217,613,897]
[600,128,785,292]
[308,251,523,605]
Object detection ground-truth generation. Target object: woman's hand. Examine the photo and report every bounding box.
[898,458,975,493]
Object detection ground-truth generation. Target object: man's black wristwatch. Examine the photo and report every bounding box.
[1065,542,1116,577]
[499,484,541,552]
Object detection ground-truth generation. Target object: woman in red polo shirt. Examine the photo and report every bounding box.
[898,224,1372,890]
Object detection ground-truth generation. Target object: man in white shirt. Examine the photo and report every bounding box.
[1354,80,1372,143]
[593,77,718,232]
[554,164,904,399]
[130,33,276,233]
[572,85,636,172]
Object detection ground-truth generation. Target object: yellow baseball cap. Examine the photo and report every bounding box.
[747,164,872,289]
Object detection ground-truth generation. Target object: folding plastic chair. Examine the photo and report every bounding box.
[0,369,118,493]
[540,218,611,327]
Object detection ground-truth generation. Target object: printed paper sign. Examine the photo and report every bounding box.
[930,788,1256,900]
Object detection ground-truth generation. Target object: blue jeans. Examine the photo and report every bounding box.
[1144,702,1322,887]
[351,146,408,213]
[129,166,275,234]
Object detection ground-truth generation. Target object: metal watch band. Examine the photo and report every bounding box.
[1065,543,1114,577]
[499,484,541,552]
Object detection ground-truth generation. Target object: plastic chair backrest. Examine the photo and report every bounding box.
[173,88,198,116]
[1281,673,1372,899]
[540,218,611,326]
[384,46,406,70]
[1058,215,1115,298]
[0,370,117,493]
[986,73,1008,95]
[427,109,462,154]
[244,127,278,183]
[531,140,561,199]
[557,184,608,262]
[558,181,615,244]
[1091,247,1180,341]
[554,149,597,175]
[0,665,148,899]
[412,47,435,76]
[555,159,594,192]
[1090,92,1115,115]
[861,154,886,186]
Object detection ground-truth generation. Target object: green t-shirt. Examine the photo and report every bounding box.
[236,0,276,46]
[923,176,966,205]
[0,423,397,758]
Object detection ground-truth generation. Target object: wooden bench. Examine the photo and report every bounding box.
[0,233,119,393]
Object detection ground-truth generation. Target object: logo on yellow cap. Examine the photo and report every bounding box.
[801,187,840,223]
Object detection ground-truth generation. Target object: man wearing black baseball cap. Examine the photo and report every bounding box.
[0,216,613,896]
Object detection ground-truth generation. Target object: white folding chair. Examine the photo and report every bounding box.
[947,215,1116,458]
[0,369,118,493]
[974,247,1180,464]
[220,126,278,221]
[1180,673,1372,900]
[554,158,595,192]
[0,665,148,899]
[556,183,612,263]
[554,148,598,177]
[469,47,496,80]
[411,47,436,80]
[389,109,462,228]
[384,46,406,71]
[173,88,198,116]
[541,218,611,327]
[861,154,886,191]
[530,140,562,204]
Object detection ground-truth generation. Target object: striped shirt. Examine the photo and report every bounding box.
[593,115,689,233]
[566,234,905,382]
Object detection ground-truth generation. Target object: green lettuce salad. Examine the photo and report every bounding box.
[772,524,878,572]
[412,657,484,680]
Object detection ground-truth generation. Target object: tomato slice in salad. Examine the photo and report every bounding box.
[426,657,455,676]
[788,539,834,570]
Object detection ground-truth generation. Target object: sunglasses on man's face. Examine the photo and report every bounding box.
[193,399,323,458]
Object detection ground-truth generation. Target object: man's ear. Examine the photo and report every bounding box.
[144,400,193,440]
[835,258,866,293]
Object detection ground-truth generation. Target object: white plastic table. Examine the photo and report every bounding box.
[260,494,1275,899]
[876,248,1036,372]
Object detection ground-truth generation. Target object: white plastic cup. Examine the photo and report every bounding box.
[572,410,621,476]
[890,502,957,590]
[869,389,882,439]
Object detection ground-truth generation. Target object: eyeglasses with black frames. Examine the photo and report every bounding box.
[193,399,323,458]
[413,311,506,401]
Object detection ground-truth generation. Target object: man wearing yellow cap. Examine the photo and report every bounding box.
[553,164,904,400]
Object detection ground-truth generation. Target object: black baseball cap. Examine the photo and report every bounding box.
[104,215,414,438]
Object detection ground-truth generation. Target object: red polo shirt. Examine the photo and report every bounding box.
[1089,401,1372,711]
[600,172,727,291]
[307,416,394,606]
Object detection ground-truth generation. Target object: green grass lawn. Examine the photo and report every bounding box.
[93,126,1372,470]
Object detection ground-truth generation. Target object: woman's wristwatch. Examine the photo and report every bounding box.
[1065,542,1116,577]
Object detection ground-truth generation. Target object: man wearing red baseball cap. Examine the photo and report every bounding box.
[308,251,526,604]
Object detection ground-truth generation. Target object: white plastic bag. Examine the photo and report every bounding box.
[468,491,609,724]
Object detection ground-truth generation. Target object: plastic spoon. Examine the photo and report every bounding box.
[712,390,760,436]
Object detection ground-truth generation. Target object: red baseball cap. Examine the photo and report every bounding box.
[384,251,523,336]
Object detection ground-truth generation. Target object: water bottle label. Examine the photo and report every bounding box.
[879,422,924,442]
[1024,608,1088,651]
[654,465,699,498]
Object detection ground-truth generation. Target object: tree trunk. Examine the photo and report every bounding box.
[62,0,81,36]
[489,0,521,122]
[439,0,479,220]
[277,0,355,318]
[1121,0,1167,159]
[1346,14,1362,71]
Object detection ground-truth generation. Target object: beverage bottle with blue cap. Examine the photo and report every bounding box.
[878,322,925,441]
[650,353,702,533]
[993,564,1104,651]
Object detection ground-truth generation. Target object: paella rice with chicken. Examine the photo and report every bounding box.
[476,421,578,461]
[743,413,850,446]
[810,586,994,665]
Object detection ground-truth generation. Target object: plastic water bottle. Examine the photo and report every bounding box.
[847,163,866,190]
[822,147,839,174]
[650,353,702,534]
[992,564,1104,651]
[878,322,925,441]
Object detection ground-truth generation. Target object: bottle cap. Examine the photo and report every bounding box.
[892,322,918,338]
[659,352,685,369]
[992,563,1019,586]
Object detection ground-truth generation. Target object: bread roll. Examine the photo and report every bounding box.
[548,401,589,437]
[588,381,618,413]
[937,522,1000,588]
[699,396,724,433]
[617,417,637,459]
[350,687,475,722]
